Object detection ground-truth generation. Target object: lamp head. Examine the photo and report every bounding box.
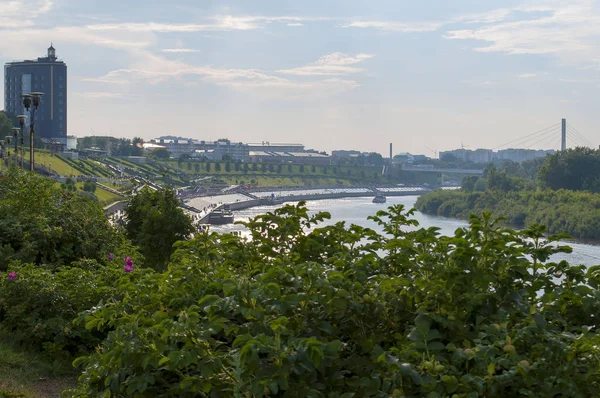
[17,115,26,127]
[22,94,32,110]
[12,128,19,137]
[30,92,44,108]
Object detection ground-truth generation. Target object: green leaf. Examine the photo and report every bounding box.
[158,357,170,366]
[533,313,546,329]
[415,314,432,333]
[202,382,212,393]
[222,279,236,296]
[428,341,446,351]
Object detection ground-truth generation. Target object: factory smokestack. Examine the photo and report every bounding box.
[389,143,393,161]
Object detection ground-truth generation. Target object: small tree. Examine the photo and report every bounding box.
[205,162,211,172]
[311,165,316,173]
[261,163,267,173]
[152,148,171,160]
[215,162,222,172]
[300,164,305,173]
[194,163,200,173]
[225,162,231,172]
[252,163,258,172]
[287,164,292,173]
[124,187,193,271]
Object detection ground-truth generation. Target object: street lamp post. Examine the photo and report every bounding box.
[12,128,19,169]
[0,139,5,173]
[4,136,12,170]
[17,115,27,170]
[21,92,43,172]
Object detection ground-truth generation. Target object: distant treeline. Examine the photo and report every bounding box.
[416,148,600,239]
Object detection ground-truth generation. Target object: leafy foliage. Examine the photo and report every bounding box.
[0,261,149,357]
[124,187,194,271]
[538,147,600,192]
[416,187,600,239]
[67,203,600,397]
[0,170,123,270]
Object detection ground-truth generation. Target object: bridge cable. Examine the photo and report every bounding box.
[566,124,593,147]
[566,126,589,146]
[514,126,561,149]
[498,127,561,151]
[526,129,562,149]
[493,123,561,150]
[566,128,589,148]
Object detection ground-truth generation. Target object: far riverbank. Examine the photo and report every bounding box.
[184,186,438,223]
[209,195,600,268]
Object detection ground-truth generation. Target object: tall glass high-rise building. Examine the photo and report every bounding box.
[4,45,67,140]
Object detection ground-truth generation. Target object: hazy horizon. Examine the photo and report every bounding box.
[1,0,598,155]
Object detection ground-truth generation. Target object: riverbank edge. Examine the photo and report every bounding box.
[415,189,600,241]
[190,188,432,224]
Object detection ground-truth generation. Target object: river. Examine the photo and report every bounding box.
[208,195,600,268]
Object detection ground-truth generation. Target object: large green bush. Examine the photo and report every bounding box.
[66,203,600,397]
[0,258,150,357]
[0,170,126,269]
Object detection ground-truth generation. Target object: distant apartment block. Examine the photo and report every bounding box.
[439,148,555,163]
[495,148,556,163]
[4,45,67,140]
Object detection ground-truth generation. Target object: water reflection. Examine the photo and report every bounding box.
[209,196,600,268]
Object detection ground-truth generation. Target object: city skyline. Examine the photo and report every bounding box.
[0,0,598,154]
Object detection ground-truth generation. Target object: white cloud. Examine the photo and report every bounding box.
[287,23,304,27]
[0,25,153,60]
[161,48,198,53]
[445,1,600,67]
[85,50,364,98]
[0,0,52,28]
[73,92,123,99]
[518,73,537,78]
[559,78,596,83]
[340,20,442,32]
[278,52,374,76]
[462,80,496,86]
[86,15,330,33]
[454,9,512,24]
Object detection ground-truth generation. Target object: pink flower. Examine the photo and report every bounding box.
[124,256,133,272]
[7,271,17,280]
[108,253,114,261]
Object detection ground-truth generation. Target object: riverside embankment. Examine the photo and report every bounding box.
[185,186,433,224]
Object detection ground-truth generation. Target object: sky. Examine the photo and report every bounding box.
[1,0,599,155]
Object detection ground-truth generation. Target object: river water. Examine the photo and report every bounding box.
[209,195,600,268]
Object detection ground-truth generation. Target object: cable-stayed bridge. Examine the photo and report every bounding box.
[492,118,592,151]
[404,119,593,176]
